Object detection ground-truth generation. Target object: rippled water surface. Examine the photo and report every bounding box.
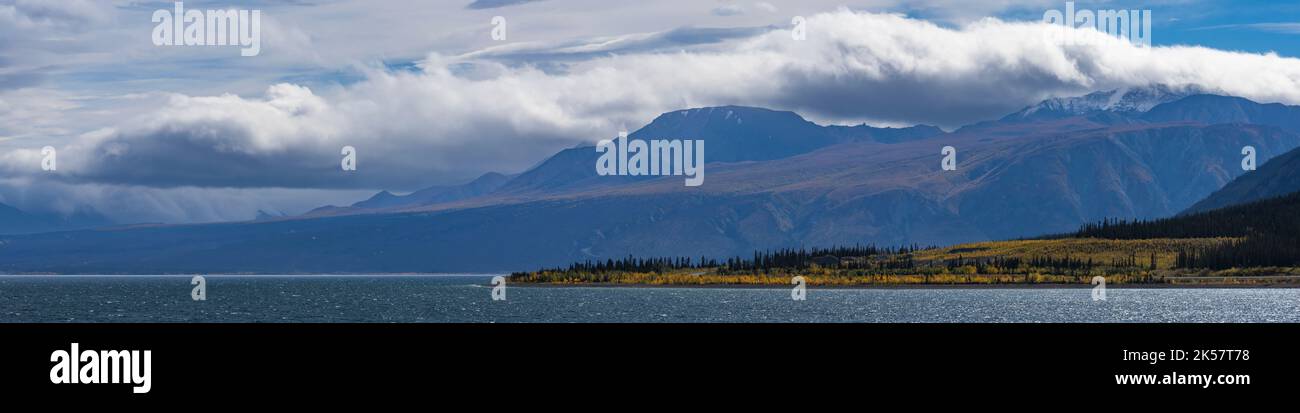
[2,275,1297,322]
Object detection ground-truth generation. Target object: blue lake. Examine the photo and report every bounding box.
[1,275,1297,322]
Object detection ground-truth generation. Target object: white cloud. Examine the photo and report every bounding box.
[0,88,79,142]
[1197,22,1300,35]
[20,10,1300,187]
[8,8,1300,223]
[0,178,371,224]
[712,4,745,17]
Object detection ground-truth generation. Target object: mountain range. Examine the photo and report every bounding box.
[3,86,1300,273]
[0,202,111,236]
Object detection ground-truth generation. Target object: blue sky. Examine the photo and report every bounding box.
[920,1,1300,57]
[1083,0,1300,57]
[2,0,1300,224]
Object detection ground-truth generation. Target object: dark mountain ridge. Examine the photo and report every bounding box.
[1184,142,1300,214]
[350,172,512,210]
[3,90,1300,273]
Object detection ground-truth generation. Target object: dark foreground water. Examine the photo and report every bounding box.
[1,275,1297,322]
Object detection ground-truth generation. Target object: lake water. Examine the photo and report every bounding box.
[1,275,1297,322]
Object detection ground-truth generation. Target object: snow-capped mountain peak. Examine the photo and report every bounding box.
[1006,84,1206,121]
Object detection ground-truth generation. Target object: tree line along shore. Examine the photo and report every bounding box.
[511,193,1300,286]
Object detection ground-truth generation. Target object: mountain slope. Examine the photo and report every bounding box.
[0,202,113,235]
[3,94,1299,273]
[1184,143,1300,214]
[493,106,943,196]
[1143,94,1300,134]
[630,106,944,162]
[351,172,512,210]
[0,203,43,234]
[1077,191,1300,269]
[964,88,1300,138]
[948,123,1296,240]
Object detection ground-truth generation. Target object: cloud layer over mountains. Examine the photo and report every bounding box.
[6,8,1300,223]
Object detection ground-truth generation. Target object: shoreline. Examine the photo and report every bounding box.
[508,282,1300,289]
[5,274,1296,289]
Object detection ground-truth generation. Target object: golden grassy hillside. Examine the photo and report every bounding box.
[511,237,1300,286]
[911,238,1238,269]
